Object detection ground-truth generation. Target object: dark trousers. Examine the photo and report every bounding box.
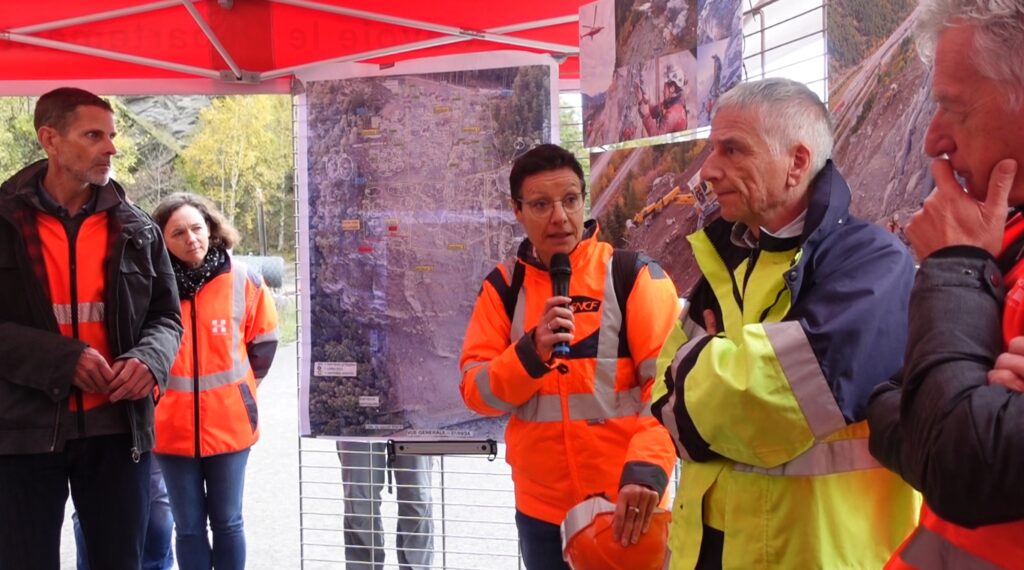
[0,434,151,570]
[515,510,571,570]
[73,459,174,570]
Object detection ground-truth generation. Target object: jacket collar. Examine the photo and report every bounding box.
[722,160,851,252]
[0,159,138,231]
[800,159,851,245]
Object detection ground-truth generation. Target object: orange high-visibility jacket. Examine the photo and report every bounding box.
[459,224,678,525]
[154,258,279,457]
[37,211,114,412]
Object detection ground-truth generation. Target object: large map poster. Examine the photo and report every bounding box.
[296,54,557,439]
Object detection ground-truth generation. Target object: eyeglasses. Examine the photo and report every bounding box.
[515,192,586,218]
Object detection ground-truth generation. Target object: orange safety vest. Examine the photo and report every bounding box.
[886,214,1024,570]
[460,231,678,525]
[37,211,112,411]
[154,260,278,457]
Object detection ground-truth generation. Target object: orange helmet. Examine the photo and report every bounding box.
[561,496,671,570]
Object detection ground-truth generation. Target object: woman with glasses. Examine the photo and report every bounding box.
[459,144,679,569]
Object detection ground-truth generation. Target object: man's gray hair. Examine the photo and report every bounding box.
[915,0,1024,108]
[713,78,834,179]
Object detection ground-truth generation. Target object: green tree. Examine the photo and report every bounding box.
[178,95,293,256]
[0,98,41,180]
[492,66,551,162]
[0,96,139,185]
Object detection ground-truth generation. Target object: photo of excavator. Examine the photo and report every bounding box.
[631,170,718,228]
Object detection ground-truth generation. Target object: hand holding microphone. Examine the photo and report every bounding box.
[537,253,574,361]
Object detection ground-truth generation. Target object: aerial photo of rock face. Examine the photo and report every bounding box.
[302,65,551,439]
[590,139,715,295]
[828,0,930,233]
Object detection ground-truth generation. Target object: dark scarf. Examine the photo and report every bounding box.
[171,246,227,299]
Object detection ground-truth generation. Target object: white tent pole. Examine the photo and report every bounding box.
[269,0,579,53]
[259,37,462,80]
[8,0,198,34]
[179,0,243,79]
[0,32,223,80]
[259,14,579,81]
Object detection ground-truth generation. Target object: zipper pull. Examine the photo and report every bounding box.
[130,446,141,463]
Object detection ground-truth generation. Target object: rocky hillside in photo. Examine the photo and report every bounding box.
[829,10,934,227]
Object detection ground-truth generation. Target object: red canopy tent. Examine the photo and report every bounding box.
[0,0,587,95]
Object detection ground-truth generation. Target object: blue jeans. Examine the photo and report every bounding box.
[73,460,174,570]
[157,449,250,570]
[515,510,570,570]
[0,434,150,570]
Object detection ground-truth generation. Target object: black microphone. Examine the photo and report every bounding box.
[549,253,572,357]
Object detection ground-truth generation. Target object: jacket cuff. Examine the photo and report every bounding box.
[619,461,669,498]
[515,329,551,379]
[926,245,995,263]
[916,251,1004,300]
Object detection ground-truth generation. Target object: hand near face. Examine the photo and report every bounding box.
[108,357,156,402]
[989,336,1024,392]
[905,158,1017,260]
[533,296,575,362]
[612,483,659,546]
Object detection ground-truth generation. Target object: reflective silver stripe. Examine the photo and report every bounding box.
[251,330,279,344]
[681,314,706,340]
[52,302,105,325]
[515,393,562,422]
[732,437,880,476]
[763,321,846,440]
[568,388,643,421]
[510,287,526,343]
[515,390,647,423]
[472,365,517,414]
[230,265,247,379]
[587,256,625,422]
[560,496,617,550]
[637,357,657,382]
[594,256,621,383]
[901,525,1002,570]
[461,360,488,374]
[167,359,253,392]
[678,297,707,340]
[662,334,708,462]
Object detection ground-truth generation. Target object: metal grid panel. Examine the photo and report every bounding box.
[299,441,522,569]
[743,0,828,101]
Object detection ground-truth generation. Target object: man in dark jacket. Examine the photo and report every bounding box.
[866,1,1024,567]
[0,87,182,569]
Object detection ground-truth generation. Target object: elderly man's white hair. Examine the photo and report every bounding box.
[712,78,834,180]
[915,0,1024,108]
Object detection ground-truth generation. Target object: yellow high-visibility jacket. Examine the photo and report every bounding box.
[653,163,919,569]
